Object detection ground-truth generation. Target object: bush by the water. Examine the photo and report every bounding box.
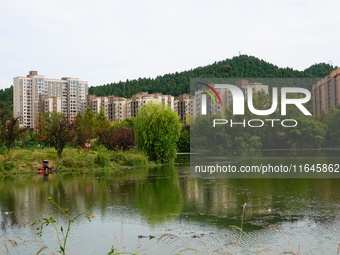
[0,147,149,172]
[109,150,148,167]
[98,126,135,151]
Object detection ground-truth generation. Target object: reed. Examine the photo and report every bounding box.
[31,197,95,255]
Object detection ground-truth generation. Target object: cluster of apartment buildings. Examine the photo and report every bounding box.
[13,71,193,128]
[13,71,87,128]
[13,69,340,128]
[86,92,176,122]
[312,68,340,115]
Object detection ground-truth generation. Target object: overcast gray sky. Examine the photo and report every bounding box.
[1,0,339,90]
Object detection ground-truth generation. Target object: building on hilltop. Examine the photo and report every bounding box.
[312,68,340,115]
[13,71,88,128]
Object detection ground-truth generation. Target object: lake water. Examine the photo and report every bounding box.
[0,151,339,254]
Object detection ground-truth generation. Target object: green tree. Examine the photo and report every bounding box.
[222,91,271,151]
[191,114,232,152]
[89,55,336,99]
[19,128,32,149]
[287,117,326,149]
[34,112,48,146]
[326,108,340,147]
[74,109,96,147]
[0,86,13,119]
[0,113,21,152]
[135,102,182,163]
[121,117,136,129]
[47,112,75,158]
[177,125,190,152]
[94,108,111,135]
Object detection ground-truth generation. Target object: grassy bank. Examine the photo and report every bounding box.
[0,147,150,173]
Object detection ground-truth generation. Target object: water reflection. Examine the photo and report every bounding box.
[0,154,339,253]
[0,169,339,229]
[136,165,183,224]
[37,169,50,182]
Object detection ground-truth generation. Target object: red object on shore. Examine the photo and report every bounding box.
[84,142,91,152]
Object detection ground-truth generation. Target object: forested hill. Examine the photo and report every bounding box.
[0,55,337,117]
[88,55,336,98]
[0,86,13,118]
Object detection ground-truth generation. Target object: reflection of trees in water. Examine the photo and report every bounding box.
[0,210,16,232]
[179,178,340,225]
[136,165,183,224]
[0,170,151,228]
[0,176,23,230]
[0,171,339,229]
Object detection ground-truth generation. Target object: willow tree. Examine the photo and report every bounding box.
[135,102,182,164]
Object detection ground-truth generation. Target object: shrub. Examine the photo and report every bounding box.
[98,127,135,151]
[94,151,109,167]
[123,153,148,166]
[109,150,148,167]
[57,153,97,169]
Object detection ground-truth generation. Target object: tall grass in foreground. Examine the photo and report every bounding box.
[31,197,95,255]
[0,181,338,254]
[0,235,22,254]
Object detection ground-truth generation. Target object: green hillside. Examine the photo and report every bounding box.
[88,55,336,98]
[0,55,337,118]
[0,86,13,118]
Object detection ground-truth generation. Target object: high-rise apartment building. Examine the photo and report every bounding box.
[87,95,129,121]
[107,96,129,122]
[13,71,88,128]
[174,94,191,124]
[39,95,62,115]
[129,92,174,118]
[90,96,109,115]
[86,92,175,122]
[312,68,340,115]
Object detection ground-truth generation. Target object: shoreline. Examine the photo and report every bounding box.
[0,147,153,174]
